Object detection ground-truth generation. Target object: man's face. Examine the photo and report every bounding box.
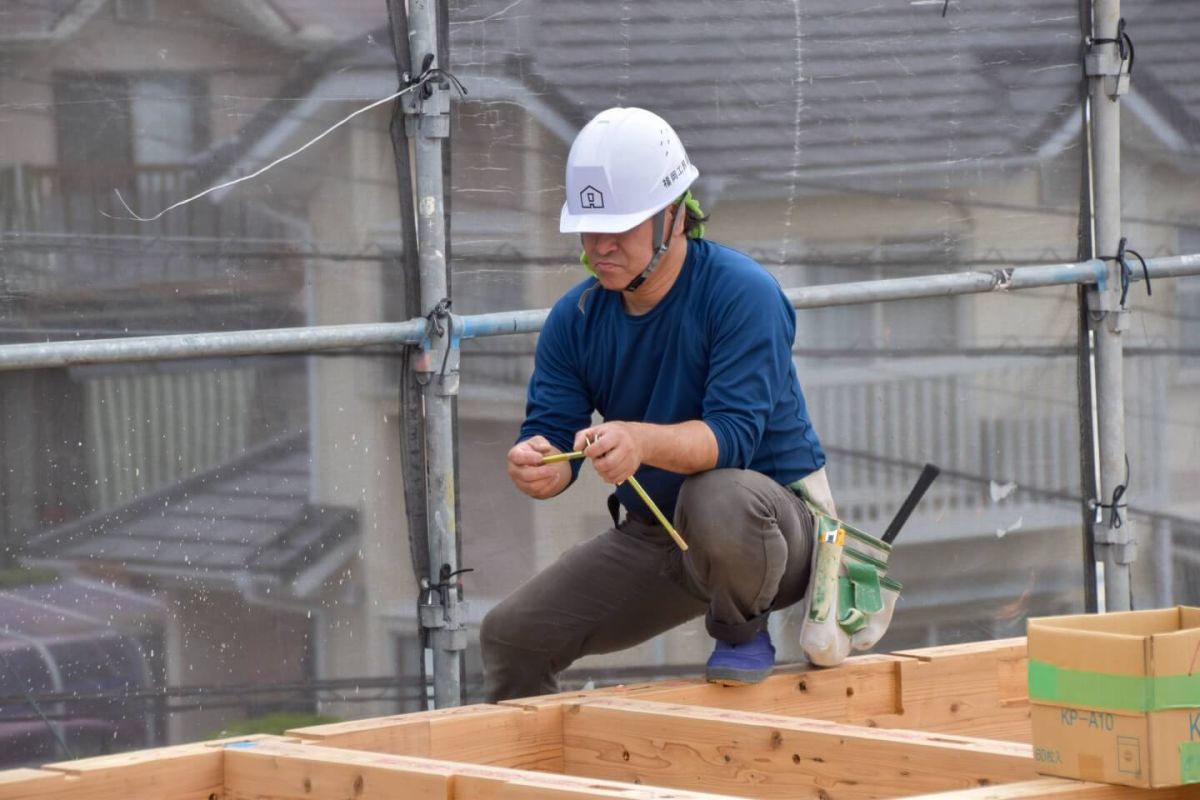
[581,217,657,291]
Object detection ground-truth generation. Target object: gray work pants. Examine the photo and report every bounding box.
[480,468,818,702]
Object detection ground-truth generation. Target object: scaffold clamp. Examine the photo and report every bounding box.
[1086,19,1133,98]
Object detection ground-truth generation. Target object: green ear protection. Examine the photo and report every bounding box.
[579,191,706,275]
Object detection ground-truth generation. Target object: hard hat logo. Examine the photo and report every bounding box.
[559,107,699,235]
[662,157,691,190]
[580,186,605,209]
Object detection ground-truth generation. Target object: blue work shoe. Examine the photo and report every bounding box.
[705,630,775,686]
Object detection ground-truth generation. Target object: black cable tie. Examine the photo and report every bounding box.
[426,68,469,99]
[433,566,474,593]
[1096,485,1127,529]
[1117,236,1132,307]
[424,297,452,338]
[440,313,454,379]
[1094,455,1130,529]
[405,53,469,101]
[1126,246,1150,297]
[1101,237,1150,307]
[1092,17,1135,75]
[424,297,456,380]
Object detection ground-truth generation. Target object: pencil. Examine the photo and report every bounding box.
[626,475,688,551]
[539,451,586,465]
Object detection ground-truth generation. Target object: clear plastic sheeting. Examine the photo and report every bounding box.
[452,0,1093,680]
[0,0,1196,765]
[1118,0,1200,610]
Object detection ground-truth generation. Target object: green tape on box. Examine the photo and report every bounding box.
[1029,660,1200,712]
[1181,742,1200,784]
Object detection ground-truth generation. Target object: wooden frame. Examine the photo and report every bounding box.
[1,638,1193,800]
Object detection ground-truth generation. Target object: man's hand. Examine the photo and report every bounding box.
[574,422,643,484]
[573,420,719,482]
[507,436,571,499]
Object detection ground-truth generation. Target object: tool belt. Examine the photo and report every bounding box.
[794,496,902,667]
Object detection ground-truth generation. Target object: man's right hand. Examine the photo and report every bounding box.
[507,436,571,499]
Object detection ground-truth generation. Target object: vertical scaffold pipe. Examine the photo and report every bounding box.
[406,0,465,706]
[1087,0,1134,611]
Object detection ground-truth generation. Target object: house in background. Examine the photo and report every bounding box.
[0,0,380,742]
[1,0,1198,746]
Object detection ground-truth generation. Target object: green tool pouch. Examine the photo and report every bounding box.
[799,504,902,667]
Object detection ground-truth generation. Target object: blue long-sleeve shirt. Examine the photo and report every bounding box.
[519,238,825,521]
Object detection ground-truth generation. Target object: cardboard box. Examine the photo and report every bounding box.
[1027,606,1200,788]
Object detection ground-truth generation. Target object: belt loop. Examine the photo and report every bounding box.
[606,492,621,528]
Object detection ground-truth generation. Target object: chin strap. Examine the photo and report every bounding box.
[623,196,688,293]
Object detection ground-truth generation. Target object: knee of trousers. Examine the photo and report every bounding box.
[676,469,774,562]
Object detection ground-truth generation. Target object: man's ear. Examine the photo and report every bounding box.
[670,199,687,237]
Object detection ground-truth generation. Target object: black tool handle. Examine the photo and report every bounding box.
[883,463,941,544]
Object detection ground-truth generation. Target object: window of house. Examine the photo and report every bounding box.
[55,73,207,167]
[52,72,208,234]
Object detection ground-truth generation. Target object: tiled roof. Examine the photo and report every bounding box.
[16,0,1185,191]
[26,435,358,589]
[447,0,1198,184]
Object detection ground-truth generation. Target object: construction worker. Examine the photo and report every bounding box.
[482,107,834,702]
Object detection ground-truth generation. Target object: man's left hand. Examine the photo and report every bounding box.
[574,422,643,484]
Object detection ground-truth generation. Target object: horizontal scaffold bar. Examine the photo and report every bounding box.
[0,254,1196,371]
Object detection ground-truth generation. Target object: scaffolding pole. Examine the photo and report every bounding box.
[401,0,465,707]
[0,256,1197,372]
[1086,0,1133,612]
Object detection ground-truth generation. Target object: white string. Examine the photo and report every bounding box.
[107,84,419,223]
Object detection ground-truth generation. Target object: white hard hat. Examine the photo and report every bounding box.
[559,107,699,234]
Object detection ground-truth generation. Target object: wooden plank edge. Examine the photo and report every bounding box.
[502,638,1026,711]
[224,739,735,799]
[506,638,1031,743]
[287,703,512,741]
[500,653,906,710]
[561,697,1036,799]
[0,735,292,800]
[0,768,61,794]
[287,702,564,771]
[901,777,1200,800]
[891,637,1027,663]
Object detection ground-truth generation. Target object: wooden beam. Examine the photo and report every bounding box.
[0,737,282,800]
[0,769,64,799]
[499,677,706,708]
[224,739,732,800]
[506,638,1030,743]
[561,697,1036,799]
[451,776,731,800]
[225,739,452,800]
[0,639,1041,800]
[595,653,907,722]
[288,703,563,771]
[889,639,1029,742]
[902,778,1200,800]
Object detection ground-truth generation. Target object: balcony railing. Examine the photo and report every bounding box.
[78,359,309,510]
[804,354,1169,541]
